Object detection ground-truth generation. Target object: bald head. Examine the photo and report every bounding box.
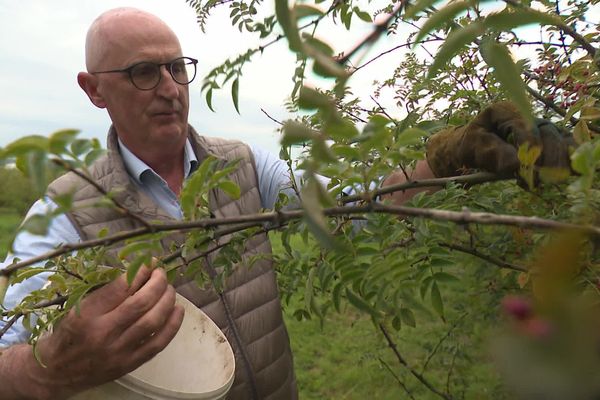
[85,7,181,71]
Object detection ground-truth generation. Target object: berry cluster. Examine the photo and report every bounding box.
[532,62,590,109]
[501,295,552,338]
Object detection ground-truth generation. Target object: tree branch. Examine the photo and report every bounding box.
[50,158,152,230]
[439,243,526,272]
[379,323,453,400]
[3,190,598,279]
[341,171,506,204]
[420,313,468,374]
[377,356,416,399]
[502,0,598,65]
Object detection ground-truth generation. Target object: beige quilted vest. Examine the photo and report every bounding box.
[47,127,297,400]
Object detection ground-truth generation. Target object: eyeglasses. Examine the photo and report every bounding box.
[91,56,198,90]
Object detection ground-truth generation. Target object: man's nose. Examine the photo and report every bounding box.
[156,65,179,98]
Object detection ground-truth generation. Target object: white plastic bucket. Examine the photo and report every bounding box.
[69,293,235,400]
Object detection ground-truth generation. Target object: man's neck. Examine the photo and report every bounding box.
[148,152,185,195]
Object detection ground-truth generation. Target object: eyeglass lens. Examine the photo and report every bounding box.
[130,58,197,90]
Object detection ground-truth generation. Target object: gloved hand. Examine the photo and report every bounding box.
[426,101,575,179]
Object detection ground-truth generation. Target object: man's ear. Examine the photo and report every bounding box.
[77,72,106,109]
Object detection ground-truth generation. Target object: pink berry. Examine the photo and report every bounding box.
[502,296,532,320]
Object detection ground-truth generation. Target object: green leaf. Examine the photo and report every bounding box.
[353,7,372,22]
[392,315,402,330]
[303,36,334,56]
[400,307,416,327]
[126,256,147,286]
[206,88,215,112]
[405,0,443,19]
[281,120,318,146]
[573,120,591,144]
[479,39,533,124]
[84,149,106,166]
[49,129,79,155]
[70,139,92,157]
[397,128,428,147]
[414,1,471,45]
[218,180,241,199]
[65,284,93,311]
[231,78,240,114]
[332,282,343,312]
[11,268,48,284]
[275,0,302,52]
[312,50,347,78]
[301,179,339,250]
[432,272,459,283]
[345,288,381,318]
[420,276,433,299]
[0,276,8,304]
[311,139,337,163]
[294,4,324,19]
[118,241,153,261]
[428,22,484,79]
[3,135,49,157]
[298,86,333,110]
[484,8,564,32]
[21,214,50,236]
[430,281,444,318]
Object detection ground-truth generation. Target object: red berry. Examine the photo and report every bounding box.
[502,296,532,320]
[523,317,552,338]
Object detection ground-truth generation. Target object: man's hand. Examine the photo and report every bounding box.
[0,267,184,400]
[426,101,575,179]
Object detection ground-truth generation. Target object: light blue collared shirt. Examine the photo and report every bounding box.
[0,139,300,347]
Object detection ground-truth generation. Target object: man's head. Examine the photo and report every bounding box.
[77,8,192,161]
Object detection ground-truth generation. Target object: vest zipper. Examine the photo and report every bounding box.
[204,257,261,400]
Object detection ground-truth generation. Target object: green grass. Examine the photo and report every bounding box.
[0,209,21,259]
[284,303,401,400]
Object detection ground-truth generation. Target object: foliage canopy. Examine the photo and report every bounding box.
[2,0,600,397]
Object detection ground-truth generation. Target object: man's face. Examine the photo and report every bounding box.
[91,19,190,156]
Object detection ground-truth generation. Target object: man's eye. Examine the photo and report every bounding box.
[171,62,185,75]
[132,63,157,78]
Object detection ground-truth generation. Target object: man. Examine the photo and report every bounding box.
[0,7,573,400]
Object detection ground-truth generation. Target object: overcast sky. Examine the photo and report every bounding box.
[0,1,305,154]
[0,0,391,155]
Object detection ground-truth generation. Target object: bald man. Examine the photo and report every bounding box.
[0,7,297,400]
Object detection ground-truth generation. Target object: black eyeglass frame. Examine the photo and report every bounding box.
[91,56,198,90]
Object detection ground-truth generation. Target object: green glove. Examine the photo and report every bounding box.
[426,101,575,179]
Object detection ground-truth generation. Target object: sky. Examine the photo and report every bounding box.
[0,0,386,155]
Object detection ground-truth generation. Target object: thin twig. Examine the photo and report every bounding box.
[337,0,407,65]
[341,172,506,204]
[50,158,152,230]
[377,356,416,399]
[0,314,19,338]
[420,313,468,374]
[260,108,283,125]
[502,0,597,63]
[439,243,526,272]
[378,323,453,400]
[351,38,444,74]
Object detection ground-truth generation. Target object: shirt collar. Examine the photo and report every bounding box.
[117,138,199,185]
